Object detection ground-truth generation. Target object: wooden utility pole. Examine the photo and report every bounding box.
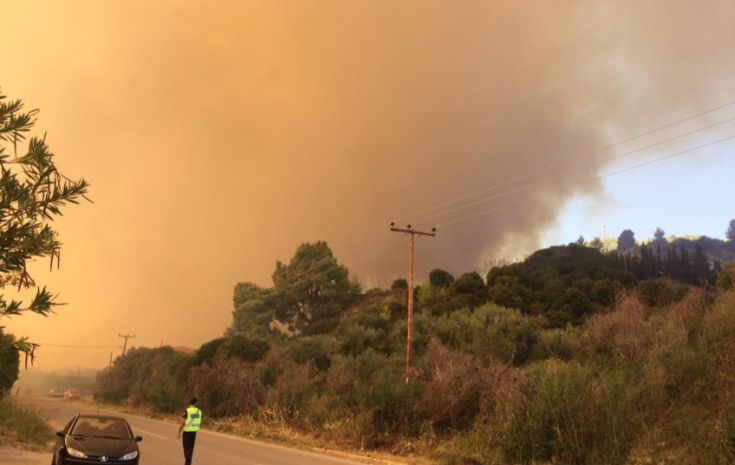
[118,334,136,357]
[390,223,436,383]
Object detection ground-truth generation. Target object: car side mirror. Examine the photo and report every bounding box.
[56,431,65,438]
[135,436,143,442]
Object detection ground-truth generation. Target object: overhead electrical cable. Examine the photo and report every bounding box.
[342,99,735,250]
[35,343,123,349]
[430,133,735,230]
[392,100,735,225]
[403,114,735,226]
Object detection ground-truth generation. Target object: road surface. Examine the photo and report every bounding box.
[22,397,366,465]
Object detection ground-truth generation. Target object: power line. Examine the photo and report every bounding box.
[342,99,735,249]
[35,343,123,349]
[431,133,735,230]
[397,100,735,224]
[394,113,735,228]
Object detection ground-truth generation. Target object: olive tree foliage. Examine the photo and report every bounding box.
[272,241,359,334]
[0,90,90,351]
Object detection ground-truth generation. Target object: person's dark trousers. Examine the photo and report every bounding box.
[183,431,197,465]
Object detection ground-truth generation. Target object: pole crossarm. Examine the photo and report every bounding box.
[118,333,136,357]
[390,227,436,237]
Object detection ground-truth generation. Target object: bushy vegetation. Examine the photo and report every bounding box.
[96,241,735,464]
[0,396,53,445]
[0,330,20,393]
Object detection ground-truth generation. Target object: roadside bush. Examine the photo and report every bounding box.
[190,354,265,417]
[268,360,319,424]
[353,362,423,447]
[496,360,638,465]
[0,397,53,445]
[137,352,192,412]
[418,342,486,430]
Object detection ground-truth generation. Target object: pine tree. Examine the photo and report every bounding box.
[665,247,678,279]
[679,247,692,284]
[654,227,666,244]
[693,244,709,286]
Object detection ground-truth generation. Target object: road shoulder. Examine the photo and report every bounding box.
[0,446,49,465]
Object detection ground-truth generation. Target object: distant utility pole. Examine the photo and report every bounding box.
[118,334,136,357]
[390,222,436,383]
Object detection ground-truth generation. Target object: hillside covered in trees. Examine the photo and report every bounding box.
[97,233,735,464]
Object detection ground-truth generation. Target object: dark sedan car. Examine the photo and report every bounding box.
[52,414,142,464]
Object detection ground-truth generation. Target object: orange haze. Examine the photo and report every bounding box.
[3,1,735,369]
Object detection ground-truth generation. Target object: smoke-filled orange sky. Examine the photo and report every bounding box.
[3,1,735,369]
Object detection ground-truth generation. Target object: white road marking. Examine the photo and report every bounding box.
[132,427,168,440]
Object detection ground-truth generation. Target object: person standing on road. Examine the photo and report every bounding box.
[177,397,202,465]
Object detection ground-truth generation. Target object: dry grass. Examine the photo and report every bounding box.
[0,397,53,451]
[583,294,653,360]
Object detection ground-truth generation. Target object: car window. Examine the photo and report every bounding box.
[63,417,75,434]
[71,417,131,439]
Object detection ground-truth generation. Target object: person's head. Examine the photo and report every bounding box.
[189,397,197,406]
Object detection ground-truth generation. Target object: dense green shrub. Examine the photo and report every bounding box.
[190,355,265,417]
[431,304,541,364]
[637,278,689,307]
[219,334,270,363]
[496,360,639,465]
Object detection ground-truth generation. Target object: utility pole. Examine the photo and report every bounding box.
[118,334,136,357]
[390,222,436,383]
[108,352,113,368]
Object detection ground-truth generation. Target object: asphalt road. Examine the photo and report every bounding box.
[22,397,365,465]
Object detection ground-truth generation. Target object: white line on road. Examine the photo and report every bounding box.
[132,427,168,440]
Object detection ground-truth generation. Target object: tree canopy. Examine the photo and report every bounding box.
[617,229,636,251]
[269,242,359,334]
[0,89,89,355]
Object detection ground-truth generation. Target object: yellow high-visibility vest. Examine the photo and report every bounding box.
[184,407,202,432]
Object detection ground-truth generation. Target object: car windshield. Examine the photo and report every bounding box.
[71,417,131,439]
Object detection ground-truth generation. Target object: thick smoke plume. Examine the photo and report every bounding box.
[3,1,735,367]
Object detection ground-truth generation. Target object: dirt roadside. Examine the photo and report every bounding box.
[0,446,49,465]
